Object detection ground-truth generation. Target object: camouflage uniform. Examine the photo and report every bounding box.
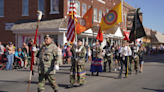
[103,44,113,72]
[70,45,86,84]
[130,46,139,72]
[36,42,61,92]
[90,44,103,73]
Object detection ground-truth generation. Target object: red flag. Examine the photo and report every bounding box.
[96,27,103,43]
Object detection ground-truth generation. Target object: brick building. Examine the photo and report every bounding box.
[0,0,142,48]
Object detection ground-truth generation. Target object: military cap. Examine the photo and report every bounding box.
[78,39,83,42]
[9,42,12,45]
[44,34,53,39]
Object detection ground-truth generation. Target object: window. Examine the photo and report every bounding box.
[99,10,102,22]
[94,8,97,21]
[67,0,70,13]
[0,0,4,17]
[22,0,29,16]
[106,9,109,14]
[82,3,87,17]
[75,1,80,16]
[124,13,127,27]
[50,0,59,14]
[88,6,91,9]
[38,0,44,13]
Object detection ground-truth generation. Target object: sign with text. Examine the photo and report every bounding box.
[5,23,14,30]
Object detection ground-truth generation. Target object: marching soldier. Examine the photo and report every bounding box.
[131,43,139,74]
[36,34,61,92]
[90,39,103,76]
[118,41,132,79]
[69,39,86,88]
[103,39,113,72]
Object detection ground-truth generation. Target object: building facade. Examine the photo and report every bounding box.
[0,0,143,48]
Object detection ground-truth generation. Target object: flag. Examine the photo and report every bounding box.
[100,2,122,31]
[67,0,76,44]
[96,27,103,43]
[96,12,104,43]
[76,23,86,34]
[129,11,146,42]
[76,7,93,34]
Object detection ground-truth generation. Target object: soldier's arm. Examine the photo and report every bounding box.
[78,47,86,58]
[36,47,42,58]
[53,46,63,66]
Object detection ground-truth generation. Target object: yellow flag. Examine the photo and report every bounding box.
[101,2,122,31]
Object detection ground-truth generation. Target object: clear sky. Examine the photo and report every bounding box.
[124,0,164,33]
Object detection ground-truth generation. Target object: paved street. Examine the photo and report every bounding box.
[0,54,164,92]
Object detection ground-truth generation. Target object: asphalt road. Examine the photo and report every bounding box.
[0,54,164,92]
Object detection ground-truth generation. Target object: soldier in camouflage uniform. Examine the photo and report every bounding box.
[103,39,113,72]
[69,39,86,88]
[90,39,103,76]
[131,43,139,74]
[36,34,61,92]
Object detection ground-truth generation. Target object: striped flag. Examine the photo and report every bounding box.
[67,0,77,44]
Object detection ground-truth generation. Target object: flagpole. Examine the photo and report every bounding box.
[134,5,137,45]
[91,0,94,58]
[121,0,124,45]
[28,11,41,92]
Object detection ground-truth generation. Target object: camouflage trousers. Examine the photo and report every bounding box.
[129,56,139,71]
[38,74,58,92]
[103,57,113,70]
[70,64,86,84]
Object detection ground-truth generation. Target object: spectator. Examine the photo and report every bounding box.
[0,41,4,55]
[66,43,72,64]
[22,42,29,68]
[57,44,62,65]
[28,39,34,56]
[84,42,89,63]
[88,46,92,63]
[64,43,68,49]
[15,48,24,68]
[6,42,14,70]
[61,45,66,64]
[139,46,145,73]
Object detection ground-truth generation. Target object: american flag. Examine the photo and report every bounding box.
[67,0,77,44]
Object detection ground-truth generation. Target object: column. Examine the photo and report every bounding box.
[86,37,88,44]
[15,34,17,50]
[63,32,67,45]
[111,38,113,46]
[41,33,44,44]
[83,37,85,45]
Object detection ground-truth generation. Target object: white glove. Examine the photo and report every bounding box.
[54,65,59,71]
[107,54,111,56]
[32,47,37,51]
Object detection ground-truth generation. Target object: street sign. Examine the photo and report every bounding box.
[5,23,14,30]
[127,18,133,21]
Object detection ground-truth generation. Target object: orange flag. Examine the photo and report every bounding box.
[76,23,86,34]
[76,7,93,34]
[96,27,103,43]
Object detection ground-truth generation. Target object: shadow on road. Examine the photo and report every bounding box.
[0,91,8,92]
[142,87,164,92]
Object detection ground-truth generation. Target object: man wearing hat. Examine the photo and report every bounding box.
[118,41,132,79]
[103,38,113,72]
[90,39,103,76]
[36,34,61,92]
[69,39,86,88]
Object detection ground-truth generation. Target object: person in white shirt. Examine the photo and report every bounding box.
[118,41,132,79]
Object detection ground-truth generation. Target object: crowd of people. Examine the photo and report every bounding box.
[1,35,164,92]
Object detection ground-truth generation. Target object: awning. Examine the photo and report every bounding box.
[123,31,130,41]
[152,31,164,44]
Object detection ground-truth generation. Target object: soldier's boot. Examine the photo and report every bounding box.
[96,72,99,76]
[91,72,94,76]
[103,68,106,72]
[68,83,73,88]
[109,68,111,72]
[79,84,84,87]
[129,70,132,75]
[136,70,138,74]
[54,90,58,92]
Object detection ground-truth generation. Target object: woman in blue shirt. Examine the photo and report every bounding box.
[15,48,24,68]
